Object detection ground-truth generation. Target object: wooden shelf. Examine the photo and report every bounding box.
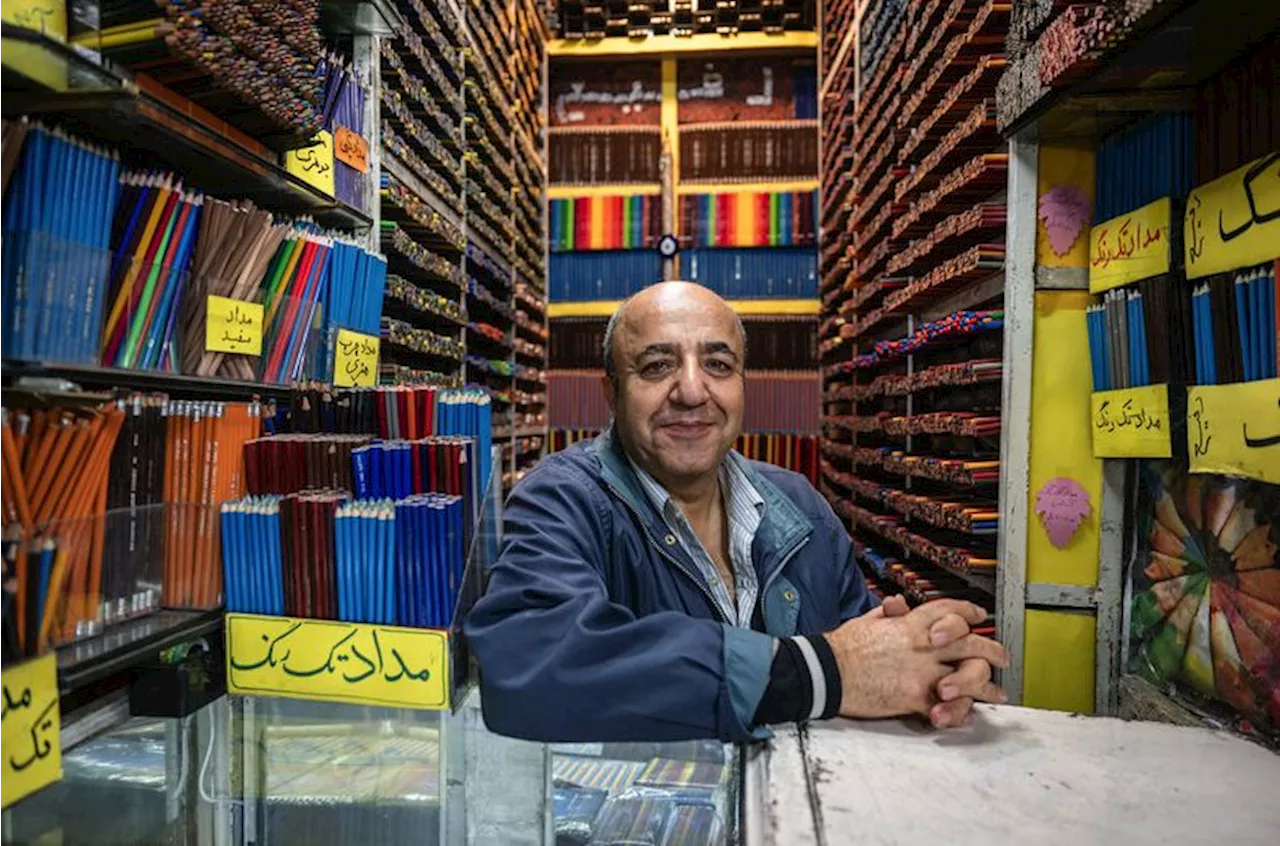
[548,30,818,58]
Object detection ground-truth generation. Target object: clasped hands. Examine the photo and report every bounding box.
[825,596,1009,729]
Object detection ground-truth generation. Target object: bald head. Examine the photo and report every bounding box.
[602,282,746,385]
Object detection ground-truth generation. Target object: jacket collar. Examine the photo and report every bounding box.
[591,425,813,562]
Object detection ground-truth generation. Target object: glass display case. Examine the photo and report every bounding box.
[3,690,739,846]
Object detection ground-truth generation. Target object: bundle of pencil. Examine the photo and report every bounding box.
[1,404,125,652]
[179,197,288,378]
[162,400,260,608]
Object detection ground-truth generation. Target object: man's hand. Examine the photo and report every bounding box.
[824,599,1008,727]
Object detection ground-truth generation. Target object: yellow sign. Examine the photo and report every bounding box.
[1184,152,1280,279]
[285,130,336,198]
[333,328,380,387]
[334,126,370,174]
[204,295,264,355]
[226,614,451,710]
[1088,198,1172,292]
[1090,384,1172,458]
[2,0,66,37]
[1187,378,1280,484]
[2,653,62,810]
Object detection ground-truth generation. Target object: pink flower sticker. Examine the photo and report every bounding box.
[1036,477,1091,549]
[1037,184,1091,257]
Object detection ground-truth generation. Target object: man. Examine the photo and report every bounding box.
[465,282,1007,743]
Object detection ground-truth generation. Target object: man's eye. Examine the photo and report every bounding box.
[705,359,734,375]
[640,361,674,377]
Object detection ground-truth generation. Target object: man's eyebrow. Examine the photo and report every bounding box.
[635,343,677,359]
[700,341,740,359]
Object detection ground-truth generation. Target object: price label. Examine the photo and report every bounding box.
[204,295,264,355]
[333,328,379,387]
[285,130,336,198]
[2,653,62,810]
[226,614,451,710]
[1088,198,1172,293]
[1090,385,1173,458]
[1184,153,1280,279]
[1187,378,1280,484]
[334,126,370,174]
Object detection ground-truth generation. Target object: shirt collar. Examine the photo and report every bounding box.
[626,453,765,523]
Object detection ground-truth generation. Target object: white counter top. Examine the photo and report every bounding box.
[748,704,1280,846]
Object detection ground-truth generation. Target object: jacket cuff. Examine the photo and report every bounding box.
[722,625,776,738]
[752,635,842,725]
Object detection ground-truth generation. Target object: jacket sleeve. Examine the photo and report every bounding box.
[822,495,880,624]
[463,462,775,744]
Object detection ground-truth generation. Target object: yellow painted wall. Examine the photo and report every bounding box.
[1036,145,1095,268]
[1027,290,1103,586]
[1023,608,1097,713]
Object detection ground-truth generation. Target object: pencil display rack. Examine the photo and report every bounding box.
[222,445,503,713]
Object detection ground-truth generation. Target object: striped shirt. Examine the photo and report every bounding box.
[629,454,764,627]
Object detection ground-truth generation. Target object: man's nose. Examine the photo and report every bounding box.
[670,356,710,406]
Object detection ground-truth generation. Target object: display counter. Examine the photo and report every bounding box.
[746,704,1280,846]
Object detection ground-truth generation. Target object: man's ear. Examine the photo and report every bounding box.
[602,373,616,412]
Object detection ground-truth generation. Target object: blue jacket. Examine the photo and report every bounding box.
[464,429,876,743]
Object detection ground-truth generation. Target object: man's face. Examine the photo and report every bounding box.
[605,286,745,485]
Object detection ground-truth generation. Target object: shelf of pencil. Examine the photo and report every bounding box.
[1,26,372,232]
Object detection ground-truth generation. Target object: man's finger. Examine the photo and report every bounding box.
[937,658,1006,704]
[926,612,972,648]
[930,697,975,729]
[906,598,988,629]
[881,595,909,617]
[934,634,1010,668]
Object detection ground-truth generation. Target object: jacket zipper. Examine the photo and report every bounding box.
[616,498,731,624]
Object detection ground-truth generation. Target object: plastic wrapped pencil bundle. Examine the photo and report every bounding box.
[316,51,369,211]
[1,124,119,365]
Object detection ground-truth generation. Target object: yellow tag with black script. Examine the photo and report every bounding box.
[1090,385,1172,458]
[1184,153,1280,279]
[332,328,380,387]
[204,296,264,355]
[1089,198,1172,293]
[1186,378,1280,484]
[225,614,451,710]
[285,130,336,198]
[2,653,62,809]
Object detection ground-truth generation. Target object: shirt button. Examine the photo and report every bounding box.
[664,534,677,546]
[783,589,797,602]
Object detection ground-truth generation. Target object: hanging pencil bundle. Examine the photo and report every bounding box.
[317,50,368,210]
[1,125,120,365]
[1191,266,1279,386]
[163,400,260,609]
[101,171,205,371]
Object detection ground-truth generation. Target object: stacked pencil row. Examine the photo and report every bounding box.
[678,191,818,248]
[549,195,663,252]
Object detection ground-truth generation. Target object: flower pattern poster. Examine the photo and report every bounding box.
[1129,461,1279,742]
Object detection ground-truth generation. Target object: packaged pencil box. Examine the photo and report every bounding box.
[634,758,728,794]
[660,802,724,846]
[588,789,676,846]
[553,756,645,796]
[555,786,609,845]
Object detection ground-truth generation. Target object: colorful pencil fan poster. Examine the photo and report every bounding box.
[1128,461,1280,740]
